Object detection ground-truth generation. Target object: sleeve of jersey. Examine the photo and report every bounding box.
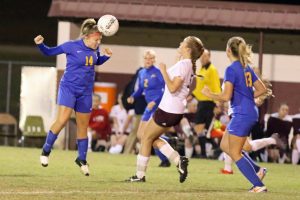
[37,43,65,56]
[173,61,186,79]
[131,71,144,99]
[96,50,110,65]
[211,69,221,93]
[223,67,235,85]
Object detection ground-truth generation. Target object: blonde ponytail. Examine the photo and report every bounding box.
[227,36,253,67]
[80,18,99,37]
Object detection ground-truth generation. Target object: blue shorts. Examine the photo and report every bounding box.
[141,104,158,121]
[57,85,92,113]
[227,114,257,137]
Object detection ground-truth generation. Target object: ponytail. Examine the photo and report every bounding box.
[185,36,204,75]
[80,18,99,37]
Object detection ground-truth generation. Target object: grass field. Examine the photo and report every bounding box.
[0,147,299,200]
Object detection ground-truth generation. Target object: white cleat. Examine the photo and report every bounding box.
[249,186,268,193]
[75,158,90,176]
[40,155,49,167]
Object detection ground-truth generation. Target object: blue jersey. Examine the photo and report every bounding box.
[224,61,258,118]
[37,39,109,95]
[131,66,165,105]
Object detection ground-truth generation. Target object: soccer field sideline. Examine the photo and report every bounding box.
[0,146,299,200]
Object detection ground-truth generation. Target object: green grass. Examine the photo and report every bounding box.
[0,147,299,200]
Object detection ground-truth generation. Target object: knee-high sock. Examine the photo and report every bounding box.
[154,148,169,162]
[224,153,233,172]
[292,149,300,165]
[198,136,207,157]
[296,138,300,152]
[185,147,193,158]
[249,138,276,151]
[77,138,88,161]
[136,154,150,178]
[159,143,180,166]
[43,130,58,153]
[236,156,264,187]
[242,151,260,173]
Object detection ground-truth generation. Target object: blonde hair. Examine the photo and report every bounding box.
[143,50,156,58]
[80,18,100,37]
[227,36,253,67]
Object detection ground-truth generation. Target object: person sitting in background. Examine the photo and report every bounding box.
[109,94,134,154]
[266,103,293,163]
[88,94,111,152]
[291,110,300,165]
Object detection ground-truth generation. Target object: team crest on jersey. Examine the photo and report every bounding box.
[151,74,156,78]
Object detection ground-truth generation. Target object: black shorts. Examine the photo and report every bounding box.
[195,101,216,129]
[153,108,183,128]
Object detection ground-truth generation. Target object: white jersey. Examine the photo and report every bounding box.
[110,104,134,133]
[158,59,193,114]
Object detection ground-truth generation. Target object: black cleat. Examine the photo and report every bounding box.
[177,156,189,183]
[75,158,90,176]
[125,175,146,182]
[159,160,171,167]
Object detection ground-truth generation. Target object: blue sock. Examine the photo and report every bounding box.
[154,148,169,162]
[77,138,88,161]
[236,156,264,187]
[242,151,260,173]
[43,130,58,153]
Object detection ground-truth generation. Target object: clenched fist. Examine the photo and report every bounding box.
[34,35,44,45]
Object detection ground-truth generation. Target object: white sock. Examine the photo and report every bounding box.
[109,146,116,154]
[279,154,286,164]
[185,147,193,158]
[114,144,123,154]
[182,125,193,137]
[159,143,180,165]
[136,154,150,178]
[87,131,92,151]
[223,153,233,172]
[292,149,300,165]
[296,138,300,152]
[249,138,276,151]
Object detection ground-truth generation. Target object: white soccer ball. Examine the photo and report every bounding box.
[97,15,119,37]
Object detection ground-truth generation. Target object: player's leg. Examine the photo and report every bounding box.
[40,105,73,167]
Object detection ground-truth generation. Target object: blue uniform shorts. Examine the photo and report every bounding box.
[57,85,92,113]
[227,114,257,137]
[141,104,158,121]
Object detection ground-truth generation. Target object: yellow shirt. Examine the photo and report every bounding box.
[193,63,221,101]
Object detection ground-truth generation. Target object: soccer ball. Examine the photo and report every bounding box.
[97,15,119,37]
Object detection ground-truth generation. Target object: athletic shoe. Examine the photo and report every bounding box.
[75,158,89,176]
[249,186,268,193]
[159,160,171,167]
[257,167,267,180]
[40,150,50,167]
[125,175,146,182]
[271,133,285,149]
[220,169,233,174]
[177,156,189,183]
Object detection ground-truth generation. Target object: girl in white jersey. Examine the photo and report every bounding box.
[126,36,204,183]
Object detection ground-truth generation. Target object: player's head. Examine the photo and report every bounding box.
[200,49,211,67]
[278,103,289,119]
[143,50,156,68]
[80,18,102,50]
[178,36,204,74]
[92,94,101,109]
[226,36,252,67]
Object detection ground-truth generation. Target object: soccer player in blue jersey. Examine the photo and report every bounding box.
[127,50,169,167]
[202,36,268,193]
[34,18,112,176]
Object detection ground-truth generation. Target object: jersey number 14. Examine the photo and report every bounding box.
[85,56,93,66]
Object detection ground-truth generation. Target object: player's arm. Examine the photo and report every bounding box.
[96,48,111,65]
[202,81,233,102]
[159,63,183,93]
[34,35,64,56]
[253,79,267,98]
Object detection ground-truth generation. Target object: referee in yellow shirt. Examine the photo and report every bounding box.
[192,49,221,158]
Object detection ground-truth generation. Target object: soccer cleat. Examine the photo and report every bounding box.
[256,167,267,180]
[125,175,146,182]
[271,133,285,149]
[220,169,233,174]
[40,150,50,167]
[249,186,268,193]
[159,160,171,168]
[177,156,189,183]
[75,158,90,176]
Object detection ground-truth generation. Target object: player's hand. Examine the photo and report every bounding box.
[104,48,112,57]
[201,86,211,97]
[127,96,134,104]
[186,95,193,102]
[159,63,167,72]
[147,101,156,110]
[34,35,44,45]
